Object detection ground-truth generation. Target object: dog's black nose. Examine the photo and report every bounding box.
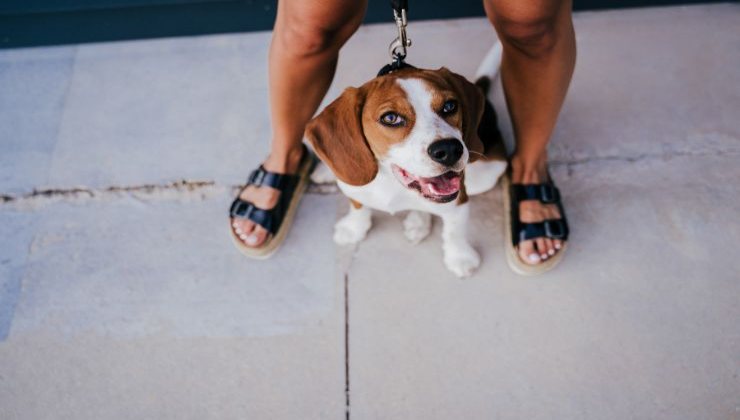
[428,139,464,166]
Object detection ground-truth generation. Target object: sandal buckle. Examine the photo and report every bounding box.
[248,168,265,187]
[540,184,560,203]
[230,201,253,218]
[544,219,566,239]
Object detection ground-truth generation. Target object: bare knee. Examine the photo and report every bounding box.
[278,17,360,58]
[491,8,560,58]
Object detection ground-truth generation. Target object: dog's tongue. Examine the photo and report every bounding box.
[391,165,462,199]
[418,172,461,196]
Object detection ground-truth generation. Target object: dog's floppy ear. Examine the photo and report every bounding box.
[439,67,486,162]
[305,87,378,186]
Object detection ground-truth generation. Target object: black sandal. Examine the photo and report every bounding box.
[502,170,569,275]
[229,146,317,259]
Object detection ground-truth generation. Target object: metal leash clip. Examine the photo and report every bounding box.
[378,0,414,76]
[389,7,412,63]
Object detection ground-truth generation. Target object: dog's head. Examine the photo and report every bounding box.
[306,67,486,203]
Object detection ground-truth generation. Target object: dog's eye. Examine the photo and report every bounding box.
[441,100,458,115]
[380,112,405,127]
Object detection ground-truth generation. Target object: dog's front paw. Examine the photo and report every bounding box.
[443,244,481,278]
[403,211,432,245]
[333,212,372,245]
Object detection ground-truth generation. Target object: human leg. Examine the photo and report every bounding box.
[483,0,576,265]
[232,0,367,248]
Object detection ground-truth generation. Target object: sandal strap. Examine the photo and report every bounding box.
[230,198,284,234]
[509,178,570,246]
[247,166,299,190]
[512,183,561,204]
[230,146,316,239]
[516,219,570,244]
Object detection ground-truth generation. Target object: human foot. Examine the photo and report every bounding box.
[508,158,568,267]
[230,145,306,249]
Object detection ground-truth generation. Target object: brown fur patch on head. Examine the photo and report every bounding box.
[360,76,415,158]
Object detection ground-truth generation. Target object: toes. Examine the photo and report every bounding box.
[553,239,563,251]
[232,219,263,247]
[232,218,249,240]
[535,237,548,260]
[545,205,565,254]
[518,240,541,265]
[248,226,269,247]
[544,238,556,257]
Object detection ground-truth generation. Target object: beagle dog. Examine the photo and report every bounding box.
[306,45,507,277]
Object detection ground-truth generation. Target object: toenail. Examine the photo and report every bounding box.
[239,233,248,241]
[548,249,555,256]
[245,235,259,245]
[528,254,540,263]
[555,243,562,250]
[540,253,548,259]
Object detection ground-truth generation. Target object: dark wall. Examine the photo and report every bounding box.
[0,0,725,49]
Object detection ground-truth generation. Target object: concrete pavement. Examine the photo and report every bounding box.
[1,4,739,419]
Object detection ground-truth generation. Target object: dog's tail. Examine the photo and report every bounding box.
[474,40,503,94]
[465,39,507,197]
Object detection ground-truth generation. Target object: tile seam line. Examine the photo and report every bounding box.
[344,272,351,420]
[341,242,364,419]
[44,45,79,187]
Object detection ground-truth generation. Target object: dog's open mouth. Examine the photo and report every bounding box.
[392,164,461,203]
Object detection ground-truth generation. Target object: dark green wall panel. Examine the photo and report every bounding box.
[0,0,728,49]
[0,0,221,14]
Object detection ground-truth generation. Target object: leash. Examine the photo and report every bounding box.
[377,0,415,76]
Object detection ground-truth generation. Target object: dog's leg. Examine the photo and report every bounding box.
[334,200,372,245]
[310,161,336,184]
[440,204,480,278]
[403,211,432,245]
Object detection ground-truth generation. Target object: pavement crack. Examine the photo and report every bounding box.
[2,180,214,202]
[1,180,339,207]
